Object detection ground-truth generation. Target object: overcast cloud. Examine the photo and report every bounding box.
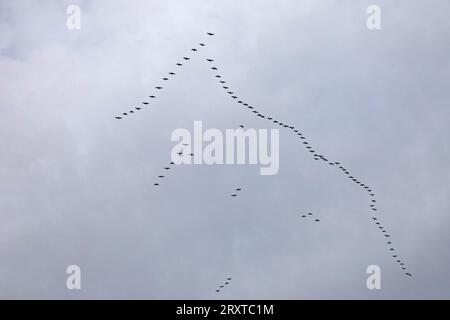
[1,0,450,299]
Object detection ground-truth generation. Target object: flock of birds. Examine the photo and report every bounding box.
[301,212,320,222]
[153,149,194,187]
[215,277,233,293]
[114,32,412,287]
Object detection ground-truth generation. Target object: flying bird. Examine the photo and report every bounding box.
[183,57,190,60]
[169,72,175,75]
[191,48,197,52]
[199,43,205,46]
[135,107,141,110]
[155,86,163,90]
[162,77,169,81]
[211,67,218,70]
[207,32,214,36]
[176,63,183,66]
[149,95,156,98]
[206,59,214,62]
[115,116,122,120]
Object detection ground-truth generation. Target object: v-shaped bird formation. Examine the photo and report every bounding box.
[113,32,412,279]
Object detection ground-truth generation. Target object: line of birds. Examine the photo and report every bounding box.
[113,32,215,120]
[301,212,320,222]
[203,52,412,277]
[216,277,232,293]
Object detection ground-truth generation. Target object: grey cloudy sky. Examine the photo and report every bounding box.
[1,0,450,299]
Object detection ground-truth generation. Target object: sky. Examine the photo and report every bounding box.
[1,0,450,299]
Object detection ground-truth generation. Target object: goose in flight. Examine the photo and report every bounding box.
[164,167,171,170]
[122,112,128,116]
[211,67,218,70]
[199,43,205,46]
[135,107,141,110]
[142,102,149,105]
[149,95,156,98]
[206,58,214,62]
[227,278,232,280]
[158,176,164,178]
[176,63,183,66]
[169,72,175,75]
[162,77,169,81]
[115,116,122,120]
[220,81,226,84]
[231,194,237,197]
[207,32,214,36]
[236,188,242,191]
[155,86,163,90]
[191,48,197,52]
[183,57,190,61]
[223,86,229,89]
[154,183,159,186]
[129,110,134,113]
